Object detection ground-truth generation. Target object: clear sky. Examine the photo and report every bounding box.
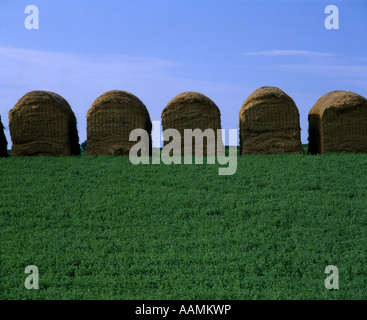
[1,0,367,146]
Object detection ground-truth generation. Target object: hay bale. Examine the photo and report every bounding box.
[161,91,224,156]
[87,90,152,155]
[0,115,8,157]
[308,90,367,154]
[9,91,80,157]
[239,86,303,155]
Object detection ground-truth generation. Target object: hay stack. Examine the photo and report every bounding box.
[308,90,367,154]
[9,91,80,156]
[87,90,152,155]
[0,115,8,157]
[161,91,224,156]
[239,86,303,155]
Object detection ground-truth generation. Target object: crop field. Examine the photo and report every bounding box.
[1,149,367,300]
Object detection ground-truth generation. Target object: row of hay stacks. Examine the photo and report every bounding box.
[241,88,367,155]
[3,88,367,157]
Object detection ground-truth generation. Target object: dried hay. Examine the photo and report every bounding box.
[161,91,224,156]
[86,90,152,155]
[9,91,80,157]
[239,86,303,155]
[308,90,367,154]
[0,115,8,157]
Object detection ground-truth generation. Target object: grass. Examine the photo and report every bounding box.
[1,150,367,299]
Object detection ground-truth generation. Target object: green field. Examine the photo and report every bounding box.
[1,149,367,299]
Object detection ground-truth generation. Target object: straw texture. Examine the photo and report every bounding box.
[9,91,80,157]
[308,90,367,154]
[161,91,224,156]
[87,90,152,155]
[239,86,303,155]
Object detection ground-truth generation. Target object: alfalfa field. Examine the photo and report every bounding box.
[1,149,367,299]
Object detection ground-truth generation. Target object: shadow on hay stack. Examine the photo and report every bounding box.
[239,86,304,155]
[87,90,152,156]
[308,90,367,154]
[0,115,8,157]
[161,91,224,157]
[9,91,80,156]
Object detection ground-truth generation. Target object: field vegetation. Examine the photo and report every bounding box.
[1,149,367,299]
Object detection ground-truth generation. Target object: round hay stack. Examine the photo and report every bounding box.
[161,91,224,156]
[308,90,367,154]
[0,115,9,157]
[9,91,80,157]
[87,90,152,155]
[239,86,303,155]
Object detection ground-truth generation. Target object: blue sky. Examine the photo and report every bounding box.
[1,0,367,146]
